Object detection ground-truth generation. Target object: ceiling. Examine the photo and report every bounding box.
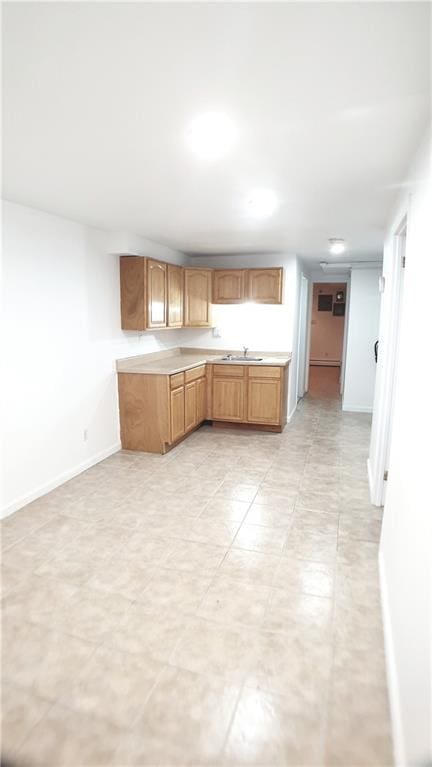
[3,2,431,264]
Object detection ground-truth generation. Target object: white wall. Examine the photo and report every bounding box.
[1,201,203,518]
[185,253,301,419]
[370,133,432,767]
[342,267,381,412]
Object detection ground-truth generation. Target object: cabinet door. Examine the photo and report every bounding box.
[185,381,197,431]
[213,270,245,303]
[196,377,207,423]
[120,256,146,330]
[212,378,245,421]
[147,259,167,328]
[184,269,212,327]
[247,379,281,424]
[247,268,283,304]
[167,264,184,328]
[170,386,185,443]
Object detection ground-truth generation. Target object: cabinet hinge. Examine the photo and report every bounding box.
[402,256,406,269]
[383,470,389,481]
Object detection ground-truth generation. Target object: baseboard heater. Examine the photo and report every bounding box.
[310,359,341,367]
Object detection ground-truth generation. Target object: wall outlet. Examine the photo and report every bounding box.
[212,326,221,338]
[83,429,88,442]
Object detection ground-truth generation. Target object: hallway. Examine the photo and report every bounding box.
[1,370,392,766]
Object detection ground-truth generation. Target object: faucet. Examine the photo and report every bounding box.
[243,346,249,358]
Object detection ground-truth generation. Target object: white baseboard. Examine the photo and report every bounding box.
[287,401,298,423]
[309,360,341,367]
[379,550,405,767]
[342,403,373,413]
[1,442,121,519]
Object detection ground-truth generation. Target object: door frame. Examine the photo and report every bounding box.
[369,215,407,506]
[296,273,310,399]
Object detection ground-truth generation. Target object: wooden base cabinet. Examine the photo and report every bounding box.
[210,364,288,430]
[118,367,208,454]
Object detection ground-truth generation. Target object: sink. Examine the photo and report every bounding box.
[221,356,263,362]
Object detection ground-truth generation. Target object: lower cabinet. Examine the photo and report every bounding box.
[210,364,287,430]
[185,381,198,432]
[118,362,288,454]
[212,378,245,421]
[170,385,185,443]
[247,378,281,424]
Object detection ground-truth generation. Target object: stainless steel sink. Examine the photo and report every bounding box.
[221,355,263,362]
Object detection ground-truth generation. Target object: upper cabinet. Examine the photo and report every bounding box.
[213,269,245,304]
[120,256,147,330]
[167,264,184,328]
[120,259,282,330]
[212,267,283,305]
[147,259,167,328]
[247,268,283,304]
[184,268,213,327]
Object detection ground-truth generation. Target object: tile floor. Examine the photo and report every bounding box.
[1,366,393,766]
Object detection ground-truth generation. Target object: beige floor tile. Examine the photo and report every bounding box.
[185,518,240,546]
[265,587,333,638]
[273,557,335,597]
[2,369,393,765]
[233,523,289,555]
[137,568,213,614]
[61,644,165,728]
[163,539,228,573]
[198,574,272,627]
[117,666,239,765]
[199,497,251,522]
[171,617,256,683]
[244,502,294,529]
[246,629,332,704]
[105,604,186,661]
[224,686,324,766]
[51,586,133,642]
[214,481,260,503]
[3,620,96,699]
[284,529,338,564]
[1,682,54,757]
[17,702,124,766]
[219,548,281,586]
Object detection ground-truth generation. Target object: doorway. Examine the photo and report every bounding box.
[369,218,407,506]
[308,282,347,397]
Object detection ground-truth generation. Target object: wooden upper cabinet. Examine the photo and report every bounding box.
[247,268,283,304]
[147,259,167,329]
[167,264,184,328]
[120,256,146,330]
[213,270,245,304]
[184,268,212,327]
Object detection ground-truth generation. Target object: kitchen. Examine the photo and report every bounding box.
[1,3,431,767]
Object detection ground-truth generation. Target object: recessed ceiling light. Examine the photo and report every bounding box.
[328,238,346,255]
[185,112,237,160]
[246,188,278,218]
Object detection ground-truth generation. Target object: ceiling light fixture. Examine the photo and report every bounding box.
[185,112,237,160]
[246,188,278,218]
[328,238,346,255]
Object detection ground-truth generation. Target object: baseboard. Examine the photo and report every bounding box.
[342,403,373,413]
[1,442,121,519]
[287,401,298,423]
[309,360,341,367]
[379,550,405,767]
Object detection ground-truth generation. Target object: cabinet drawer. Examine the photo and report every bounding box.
[170,372,185,389]
[185,365,206,383]
[213,364,245,378]
[248,366,282,379]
